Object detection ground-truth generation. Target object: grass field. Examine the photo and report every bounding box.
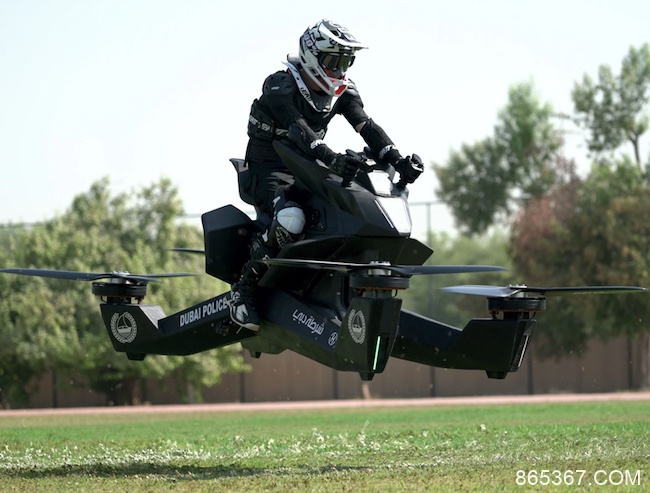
[1,399,649,492]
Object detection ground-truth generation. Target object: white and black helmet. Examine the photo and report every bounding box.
[298,19,367,97]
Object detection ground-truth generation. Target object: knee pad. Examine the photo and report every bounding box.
[264,201,305,248]
[276,204,305,234]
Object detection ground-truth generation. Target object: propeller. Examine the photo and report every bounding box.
[170,248,205,255]
[0,268,194,284]
[261,258,507,277]
[443,284,648,297]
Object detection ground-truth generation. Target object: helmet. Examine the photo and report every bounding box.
[298,19,367,97]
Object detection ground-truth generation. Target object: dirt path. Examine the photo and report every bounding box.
[2,391,649,417]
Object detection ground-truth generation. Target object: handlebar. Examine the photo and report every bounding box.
[340,149,382,188]
[395,177,408,191]
[340,149,408,193]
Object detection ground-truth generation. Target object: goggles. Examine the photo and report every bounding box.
[318,51,356,77]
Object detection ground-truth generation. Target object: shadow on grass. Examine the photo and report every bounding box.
[4,462,372,480]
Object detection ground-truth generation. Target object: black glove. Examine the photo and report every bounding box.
[331,153,365,185]
[395,154,424,184]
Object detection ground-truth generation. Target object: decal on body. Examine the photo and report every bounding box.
[347,309,366,344]
[110,312,138,344]
[292,309,325,335]
[179,297,229,328]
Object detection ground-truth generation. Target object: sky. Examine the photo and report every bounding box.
[1,0,649,240]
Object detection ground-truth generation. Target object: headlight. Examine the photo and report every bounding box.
[375,197,412,235]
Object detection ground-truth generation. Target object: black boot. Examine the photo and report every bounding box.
[229,235,277,330]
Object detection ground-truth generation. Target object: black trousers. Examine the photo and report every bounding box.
[246,159,294,225]
[242,138,308,229]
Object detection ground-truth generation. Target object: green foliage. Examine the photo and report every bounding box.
[434,138,509,235]
[435,82,562,235]
[402,231,512,328]
[0,178,248,406]
[572,43,650,170]
[510,45,650,358]
[561,161,650,334]
[495,82,562,197]
[511,157,650,356]
[436,44,650,364]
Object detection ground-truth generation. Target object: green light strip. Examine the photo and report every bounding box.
[372,337,382,371]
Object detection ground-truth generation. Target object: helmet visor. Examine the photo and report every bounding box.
[318,52,355,77]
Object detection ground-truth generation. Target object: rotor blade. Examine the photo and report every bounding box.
[442,285,520,297]
[261,258,361,272]
[0,268,195,284]
[112,272,196,283]
[262,259,506,276]
[136,272,196,280]
[443,284,648,297]
[170,248,205,255]
[0,268,111,282]
[391,265,507,276]
[138,272,196,278]
[525,286,648,296]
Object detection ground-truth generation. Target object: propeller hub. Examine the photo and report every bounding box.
[506,284,528,298]
[365,261,393,277]
[350,274,410,291]
[110,271,132,284]
[488,296,546,315]
[92,281,147,303]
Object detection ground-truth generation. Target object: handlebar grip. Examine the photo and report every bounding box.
[345,149,363,160]
[340,149,365,187]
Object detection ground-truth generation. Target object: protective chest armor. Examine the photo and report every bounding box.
[248,68,354,141]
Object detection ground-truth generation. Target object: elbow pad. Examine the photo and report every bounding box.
[287,123,336,164]
[359,119,402,164]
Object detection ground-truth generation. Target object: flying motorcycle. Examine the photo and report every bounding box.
[1,141,646,381]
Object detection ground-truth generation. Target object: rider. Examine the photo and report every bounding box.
[229,19,424,330]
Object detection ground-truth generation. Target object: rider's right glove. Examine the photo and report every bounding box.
[395,154,424,184]
[331,153,365,183]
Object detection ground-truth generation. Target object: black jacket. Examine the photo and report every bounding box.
[245,58,398,167]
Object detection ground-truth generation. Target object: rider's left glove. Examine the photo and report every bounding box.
[396,154,424,184]
[331,153,365,183]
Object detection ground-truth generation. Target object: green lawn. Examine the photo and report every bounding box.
[1,400,649,492]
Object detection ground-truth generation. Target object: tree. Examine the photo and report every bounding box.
[510,158,650,384]
[0,178,248,406]
[572,43,650,171]
[510,44,650,385]
[436,45,650,387]
[0,229,82,407]
[402,230,512,328]
[433,138,508,235]
[509,159,591,355]
[434,82,562,235]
